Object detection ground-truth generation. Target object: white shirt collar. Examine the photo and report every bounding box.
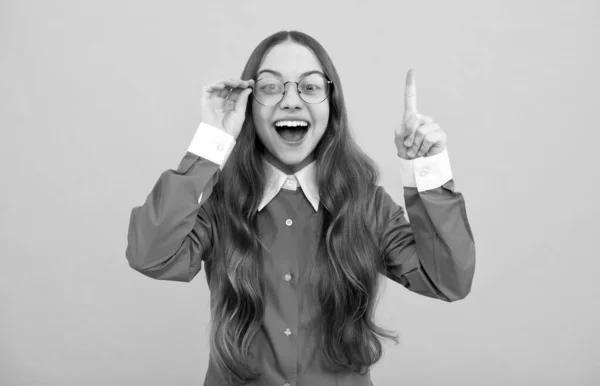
[258,158,319,212]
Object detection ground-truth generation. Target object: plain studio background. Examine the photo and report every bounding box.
[1,0,598,385]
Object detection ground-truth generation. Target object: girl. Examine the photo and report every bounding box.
[126,30,475,386]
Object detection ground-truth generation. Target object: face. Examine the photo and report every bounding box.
[252,41,330,174]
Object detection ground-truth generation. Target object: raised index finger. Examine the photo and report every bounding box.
[404,69,417,115]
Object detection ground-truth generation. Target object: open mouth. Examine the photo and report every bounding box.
[274,120,310,142]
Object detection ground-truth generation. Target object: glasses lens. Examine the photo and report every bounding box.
[253,74,331,106]
[255,78,284,106]
[298,74,329,104]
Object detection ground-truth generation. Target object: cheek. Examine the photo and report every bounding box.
[314,105,330,130]
[252,103,272,129]
[251,105,274,145]
[311,111,329,144]
[251,103,261,125]
[323,108,330,126]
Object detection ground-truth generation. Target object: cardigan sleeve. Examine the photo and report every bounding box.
[375,179,476,302]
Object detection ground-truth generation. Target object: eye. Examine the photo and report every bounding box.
[300,82,322,94]
[258,79,283,94]
[299,74,326,94]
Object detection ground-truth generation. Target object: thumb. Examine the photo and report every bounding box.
[234,88,253,115]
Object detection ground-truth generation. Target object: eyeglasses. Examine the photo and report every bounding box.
[252,73,333,106]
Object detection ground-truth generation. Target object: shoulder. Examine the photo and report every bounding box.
[364,184,403,231]
[367,184,400,210]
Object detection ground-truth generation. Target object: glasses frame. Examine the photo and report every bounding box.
[251,74,334,106]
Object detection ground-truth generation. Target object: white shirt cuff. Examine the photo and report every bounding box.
[187,122,236,169]
[398,147,453,192]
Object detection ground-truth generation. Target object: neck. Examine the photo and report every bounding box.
[263,151,315,174]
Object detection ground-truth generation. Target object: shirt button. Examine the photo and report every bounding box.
[285,219,293,226]
[287,180,293,186]
[284,328,291,336]
[419,170,428,177]
[284,273,292,281]
[216,143,224,151]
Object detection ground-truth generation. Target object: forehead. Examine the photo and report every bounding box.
[258,41,322,78]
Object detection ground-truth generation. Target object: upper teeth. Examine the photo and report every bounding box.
[275,120,308,127]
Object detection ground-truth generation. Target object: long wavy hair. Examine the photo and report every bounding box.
[204,30,399,384]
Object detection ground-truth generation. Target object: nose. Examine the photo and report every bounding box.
[279,82,303,109]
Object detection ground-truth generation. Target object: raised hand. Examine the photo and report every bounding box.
[395,69,447,160]
[200,78,255,139]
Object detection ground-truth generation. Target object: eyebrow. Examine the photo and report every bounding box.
[256,69,325,79]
